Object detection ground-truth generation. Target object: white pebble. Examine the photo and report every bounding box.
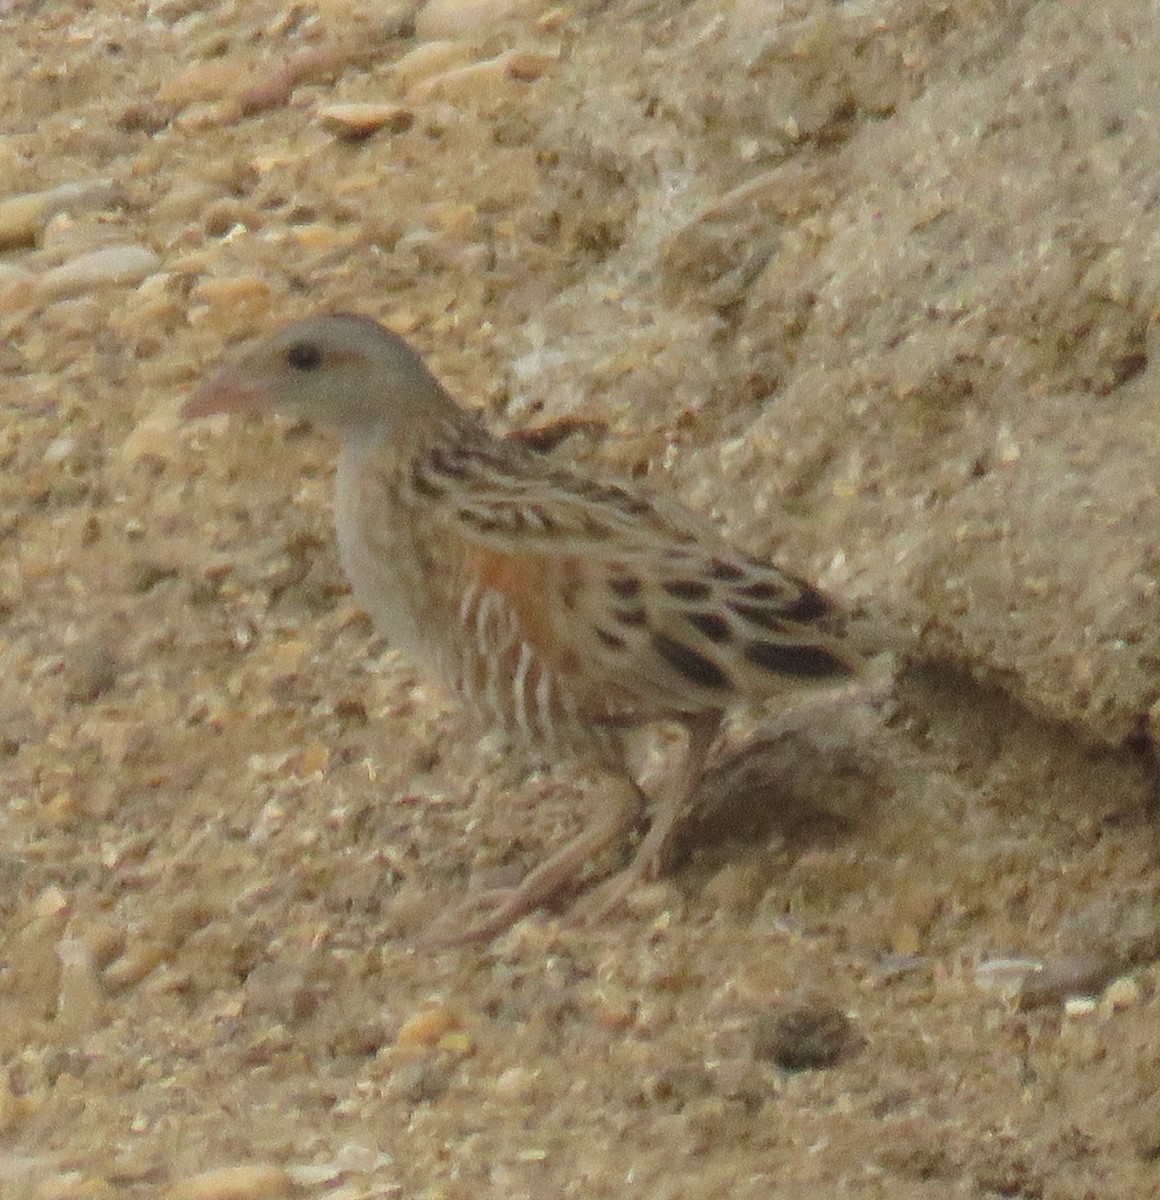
[37,244,161,300]
[0,180,116,250]
[416,0,551,39]
[317,103,414,139]
[163,1163,296,1200]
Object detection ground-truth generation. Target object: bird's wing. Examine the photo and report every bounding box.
[413,436,859,716]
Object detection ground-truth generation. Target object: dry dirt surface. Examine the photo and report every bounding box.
[4,0,1160,1196]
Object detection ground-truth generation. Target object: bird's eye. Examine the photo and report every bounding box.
[285,341,322,371]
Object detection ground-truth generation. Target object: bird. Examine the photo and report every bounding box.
[183,313,862,943]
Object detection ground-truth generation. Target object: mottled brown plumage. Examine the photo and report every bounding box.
[184,313,861,942]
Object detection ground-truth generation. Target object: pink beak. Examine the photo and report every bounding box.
[181,369,272,419]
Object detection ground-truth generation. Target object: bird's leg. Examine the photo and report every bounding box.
[574,710,725,923]
[422,769,648,946]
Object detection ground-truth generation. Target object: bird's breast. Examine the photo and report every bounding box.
[335,442,442,671]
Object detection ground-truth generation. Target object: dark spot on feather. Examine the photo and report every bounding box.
[595,627,626,650]
[580,513,613,539]
[663,579,712,601]
[460,509,501,531]
[569,478,652,516]
[613,607,647,627]
[609,576,642,599]
[709,559,746,581]
[526,504,559,533]
[781,589,830,621]
[735,580,787,601]
[431,449,469,480]
[728,602,795,632]
[651,632,730,690]
[686,612,732,643]
[743,640,852,678]
[505,416,608,454]
[410,467,446,499]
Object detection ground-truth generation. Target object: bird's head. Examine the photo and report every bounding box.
[182,313,454,437]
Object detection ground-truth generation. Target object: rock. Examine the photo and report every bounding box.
[163,1164,297,1200]
[157,58,250,105]
[317,102,415,139]
[406,53,514,108]
[188,275,272,332]
[752,1003,859,1070]
[54,936,104,1038]
[0,180,116,250]
[36,244,160,299]
[391,39,475,91]
[416,0,552,39]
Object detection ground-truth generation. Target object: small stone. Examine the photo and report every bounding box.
[122,411,181,463]
[293,742,330,776]
[396,1005,461,1047]
[1016,953,1121,1010]
[390,1058,453,1104]
[54,936,104,1037]
[35,885,70,919]
[37,244,160,300]
[64,643,121,704]
[0,180,116,250]
[391,40,475,91]
[0,260,32,287]
[1063,995,1099,1019]
[237,46,346,115]
[621,880,682,920]
[128,559,178,593]
[416,0,551,39]
[189,276,272,332]
[504,49,556,81]
[158,58,251,105]
[75,919,127,970]
[317,102,415,140]
[406,54,515,108]
[163,1164,297,1200]
[752,1003,858,1071]
[1103,974,1142,1012]
[101,939,168,993]
[34,1174,119,1199]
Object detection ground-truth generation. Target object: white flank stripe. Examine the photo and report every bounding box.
[512,641,534,740]
[534,661,555,747]
[458,580,479,629]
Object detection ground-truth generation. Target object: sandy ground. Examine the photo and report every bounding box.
[4,0,1160,1196]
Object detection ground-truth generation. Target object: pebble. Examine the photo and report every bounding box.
[188,276,272,332]
[0,180,116,250]
[317,102,415,139]
[504,49,556,81]
[163,1164,297,1200]
[1015,952,1121,1009]
[37,244,161,300]
[416,0,552,39]
[101,939,168,993]
[237,46,346,115]
[391,40,475,90]
[1102,974,1142,1012]
[54,936,104,1038]
[396,1004,461,1047]
[31,1174,119,1199]
[405,54,516,108]
[752,1003,858,1071]
[158,59,250,105]
[0,261,32,287]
